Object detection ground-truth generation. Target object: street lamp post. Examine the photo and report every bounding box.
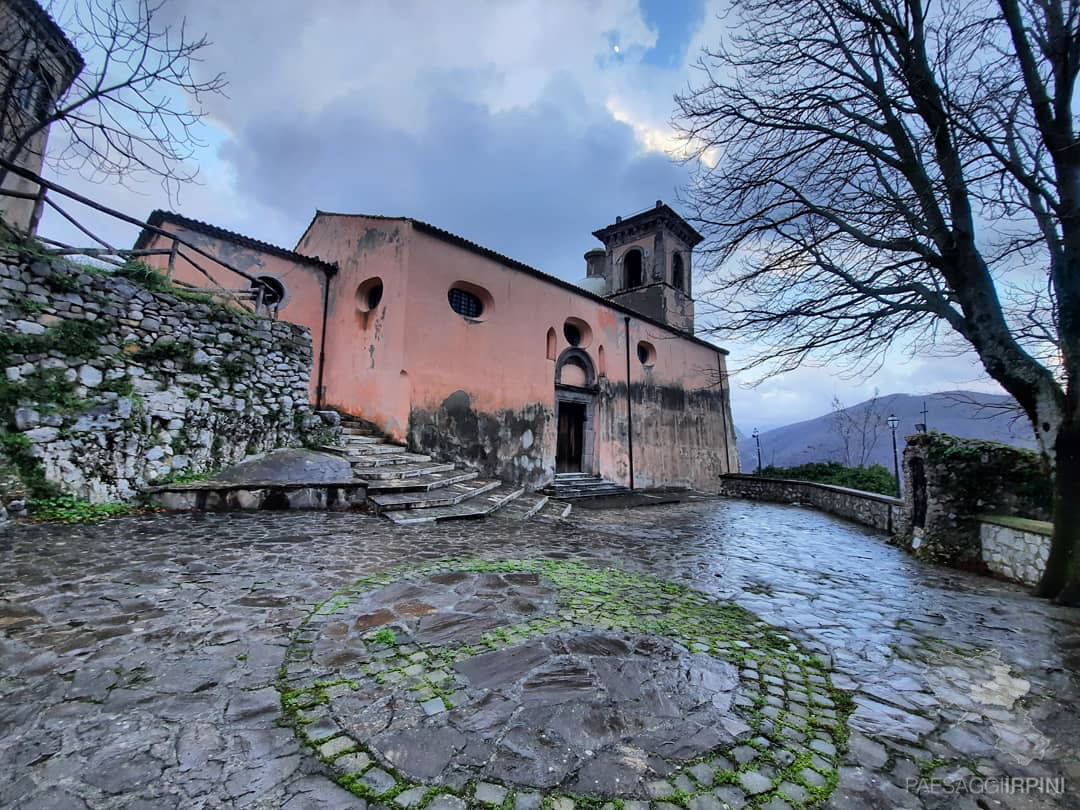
[752,428,762,473]
[887,414,901,497]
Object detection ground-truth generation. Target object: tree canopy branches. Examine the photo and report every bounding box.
[675,0,1080,603]
[1,0,226,196]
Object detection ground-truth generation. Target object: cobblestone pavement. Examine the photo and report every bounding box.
[1,498,1078,810]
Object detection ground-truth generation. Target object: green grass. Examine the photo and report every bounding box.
[29,495,133,523]
[372,628,397,646]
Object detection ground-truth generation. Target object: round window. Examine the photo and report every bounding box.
[637,340,656,366]
[356,277,384,314]
[562,317,592,348]
[448,287,484,318]
[251,275,286,308]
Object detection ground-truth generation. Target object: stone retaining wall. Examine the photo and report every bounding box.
[979,516,1052,587]
[717,473,902,533]
[0,248,332,502]
[897,432,1052,571]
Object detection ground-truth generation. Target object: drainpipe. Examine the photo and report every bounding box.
[316,263,337,409]
[624,316,634,490]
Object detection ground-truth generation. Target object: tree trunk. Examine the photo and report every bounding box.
[1038,416,1080,605]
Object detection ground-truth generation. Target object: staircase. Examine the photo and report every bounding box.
[322,418,565,525]
[542,472,632,500]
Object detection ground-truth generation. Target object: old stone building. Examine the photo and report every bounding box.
[0,0,84,232]
[136,202,738,491]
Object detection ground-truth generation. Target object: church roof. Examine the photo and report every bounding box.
[592,201,705,247]
[305,210,727,355]
[136,210,338,273]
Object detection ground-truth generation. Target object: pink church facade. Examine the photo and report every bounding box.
[137,202,738,491]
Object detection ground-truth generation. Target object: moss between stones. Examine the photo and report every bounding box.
[0,431,56,498]
[976,514,1053,536]
[281,559,853,810]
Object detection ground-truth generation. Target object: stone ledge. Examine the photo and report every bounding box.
[976,514,1053,536]
[146,479,364,493]
[717,473,902,533]
[720,473,902,505]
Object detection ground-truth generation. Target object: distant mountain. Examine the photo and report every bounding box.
[736,391,1037,472]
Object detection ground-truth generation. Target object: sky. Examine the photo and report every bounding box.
[35,0,1007,432]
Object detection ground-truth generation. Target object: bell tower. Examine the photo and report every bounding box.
[585,200,703,332]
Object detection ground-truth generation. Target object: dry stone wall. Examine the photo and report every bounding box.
[897,432,1052,572]
[979,517,1052,586]
[717,473,902,533]
[0,247,330,504]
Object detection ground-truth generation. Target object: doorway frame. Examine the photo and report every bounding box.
[554,348,598,476]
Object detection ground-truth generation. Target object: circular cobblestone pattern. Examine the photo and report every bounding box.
[280,560,852,810]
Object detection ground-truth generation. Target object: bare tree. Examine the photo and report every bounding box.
[830,389,887,467]
[0,0,226,203]
[674,0,1080,604]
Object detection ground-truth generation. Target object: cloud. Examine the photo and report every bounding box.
[31,0,1014,438]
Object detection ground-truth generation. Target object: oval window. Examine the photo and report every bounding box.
[448,287,484,318]
[637,340,656,366]
[251,275,286,308]
[563,317,592,348]
[356,277,384,313]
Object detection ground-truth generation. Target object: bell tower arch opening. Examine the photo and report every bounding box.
[587,201,704,332]
[622,248,643,290]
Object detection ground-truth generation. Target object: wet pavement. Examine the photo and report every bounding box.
[0,498,1078,809]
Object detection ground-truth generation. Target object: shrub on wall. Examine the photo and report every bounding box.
[759,461,898,496]
[898,431,1053,572]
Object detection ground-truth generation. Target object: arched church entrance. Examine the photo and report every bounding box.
[554,348,598,474]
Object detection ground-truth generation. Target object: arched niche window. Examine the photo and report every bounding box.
[623,248,643,290]
[672,253,685,291]
[16,60,54,122]
[546,327,557,360]
[597,344,606,377]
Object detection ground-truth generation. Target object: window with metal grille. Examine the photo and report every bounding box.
[448,287,483,318]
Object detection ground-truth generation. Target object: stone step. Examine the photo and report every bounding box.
[353,461,457,481]
[543,475,632,500]
[338,443,406,456]
[349,452,432,468]
[383,483,525,525]
[363,469,480,494]
[369,479,501,512]
[336,433,381,444]
[493,491,549,520]
[533,499,573,520]
[548,486,630,499]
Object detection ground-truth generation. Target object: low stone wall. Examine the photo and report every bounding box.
[149,480,367,512]
[979,516,1052,587]
[0,248,334,502]
[717,473,902,533]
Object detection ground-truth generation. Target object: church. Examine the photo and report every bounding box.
[135,201,739,491]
